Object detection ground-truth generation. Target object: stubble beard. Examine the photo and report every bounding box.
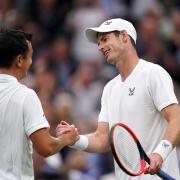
[106,56,116,65]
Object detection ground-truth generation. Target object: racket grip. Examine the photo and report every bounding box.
[157,170,176,180]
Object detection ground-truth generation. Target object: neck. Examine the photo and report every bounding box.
[115,50,139,81]
[0,68,20,80]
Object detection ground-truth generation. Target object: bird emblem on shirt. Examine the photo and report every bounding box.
[129,87,135,96]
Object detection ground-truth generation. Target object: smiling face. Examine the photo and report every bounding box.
[97,31,129,65]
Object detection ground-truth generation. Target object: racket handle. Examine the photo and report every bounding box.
[144,155,175,179]
[157,170,176,180]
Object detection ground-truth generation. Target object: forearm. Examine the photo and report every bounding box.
[45,137,66,156]
[32,136,66,157]
[31,127,77,157]
[163,116,180,147]
[153,104,180,161]
[69,122,110,153]
[162,104,180,147]
[85,132,110,153]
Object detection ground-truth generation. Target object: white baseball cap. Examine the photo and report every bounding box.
[85,18,137,44]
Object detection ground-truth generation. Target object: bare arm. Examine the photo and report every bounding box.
[146,103,180,174]
[30,127,78,157]
[83,122,110,153]
[161,103,180,147]
[56,121,110,153]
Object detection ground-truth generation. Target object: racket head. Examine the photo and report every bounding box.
[110,123,146,176]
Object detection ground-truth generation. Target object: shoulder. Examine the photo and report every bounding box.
[10,82,36,102]
[140,59,167,71]
[103,75,120,91]
[19,86,40,104]
[18,84,37,97]
[26,89,40,102]
[140,60,173,91]
[23,88,43,112]
[140,59,170,77]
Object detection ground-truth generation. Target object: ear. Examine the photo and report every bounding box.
[15,55,24,68]
[121,30,129,43]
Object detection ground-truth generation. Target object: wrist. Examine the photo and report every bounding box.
[69,135,89,150]
[153,140,173,161]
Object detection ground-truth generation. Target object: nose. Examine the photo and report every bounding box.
[98,43,104,52]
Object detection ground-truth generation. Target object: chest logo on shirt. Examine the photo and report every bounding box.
[129,87,135,96]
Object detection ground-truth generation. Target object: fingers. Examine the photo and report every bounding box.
[60,121,76,128]
[55,120,80,146]
[71,124,75,128]
[56,128,79,145]
[145,153,163,175]
[56,121,72,135]
[58,121,74,128]
[56,121,79,137]
[56,127,71,136]
[145,162,161,174]
[60,120,70,126]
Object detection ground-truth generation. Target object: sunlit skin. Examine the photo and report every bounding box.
[97,31,139,82]
[97,32,123,65]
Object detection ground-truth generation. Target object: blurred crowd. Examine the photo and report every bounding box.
[0,0,179,179]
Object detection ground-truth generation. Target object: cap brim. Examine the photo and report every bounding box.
[85,27,114,43]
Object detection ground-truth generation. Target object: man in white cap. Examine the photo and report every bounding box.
[56,18,180,179]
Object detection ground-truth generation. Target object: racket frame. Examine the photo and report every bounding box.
[110,123,146,176]
[110,123,176,180]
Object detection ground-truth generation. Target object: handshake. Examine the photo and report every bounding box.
[56,121,89,150]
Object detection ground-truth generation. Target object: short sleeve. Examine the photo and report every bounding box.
[98,84,109,122]
[23,89,50,136]
[148,65,178,111]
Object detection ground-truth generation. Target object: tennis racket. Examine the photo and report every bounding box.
[110,123,176,180]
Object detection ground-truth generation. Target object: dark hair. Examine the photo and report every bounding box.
[113,31,136,49]
[0,27,33,68]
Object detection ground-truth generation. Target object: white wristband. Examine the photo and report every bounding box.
[69,135,89,150]
[153,140,173,161]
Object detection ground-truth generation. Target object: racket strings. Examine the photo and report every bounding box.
[113,126,141,173]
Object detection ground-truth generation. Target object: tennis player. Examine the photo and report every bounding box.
[0,28,78,180]
[56,18,180,179]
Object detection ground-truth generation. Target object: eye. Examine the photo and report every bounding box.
[102,36,108,42]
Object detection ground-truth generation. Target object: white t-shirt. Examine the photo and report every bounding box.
[99,59,180,180]
[0,74,49,180]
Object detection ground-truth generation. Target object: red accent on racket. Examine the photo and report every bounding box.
[110,123,175,180]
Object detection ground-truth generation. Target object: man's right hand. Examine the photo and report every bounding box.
[56,121,79,146]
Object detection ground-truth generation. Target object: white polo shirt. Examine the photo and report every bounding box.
[99,59,180,179]
[0,74,49,180]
